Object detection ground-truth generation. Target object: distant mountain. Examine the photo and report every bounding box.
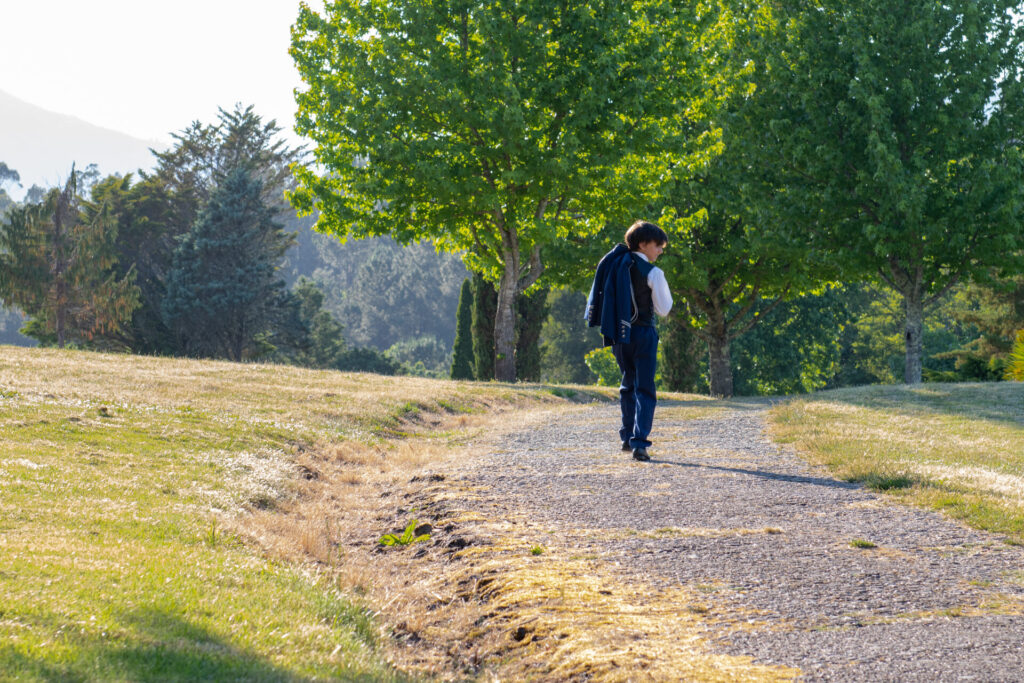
[0,90,165,198]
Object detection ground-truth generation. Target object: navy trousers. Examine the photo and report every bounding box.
[612,325,658,449]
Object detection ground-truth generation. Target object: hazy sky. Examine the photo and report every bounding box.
[0,0,324,145]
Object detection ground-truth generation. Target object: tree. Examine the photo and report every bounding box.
[89,173,179,353]
[284,277,347,369]
[0,162,21,217]
[936,275,1024,380]
[471,272,497,380]
[515,285,549,381]
[659,311,703,393]
[768,0,1024,384]
[162,168,295,361]
[450,279,475,379]
[539,288,601,385]
[289,0,691,381]
[0,170,139,348]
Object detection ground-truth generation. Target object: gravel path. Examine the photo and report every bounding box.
[450,400,1024,681]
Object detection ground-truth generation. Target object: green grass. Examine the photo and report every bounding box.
[849,538,878,549]
[0,345,566,681]
[770,382,1024,543]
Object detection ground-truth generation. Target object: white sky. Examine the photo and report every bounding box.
[0,0,324,146]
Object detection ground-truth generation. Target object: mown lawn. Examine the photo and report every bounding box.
[770,382,1024,543]
[0,346,553,681]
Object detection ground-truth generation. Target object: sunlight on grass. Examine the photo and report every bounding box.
[0,345,563,680]
[769,383,1024,542]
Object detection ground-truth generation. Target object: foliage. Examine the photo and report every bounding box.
[280,277,347,369]
[768,0,1024,383]
[936,274,1024,380]
[584,347,620,387]
[304,234,466,352]
[0,170,139,348]
[1006,331,1024,382]
[378,520,430,547]
[162,168,295,361]
[539,288,601,385]
[89,173,179,353]
[289,0,693,381]
[450,279,475,380]
[0,161,19,189]
[515,286,549,382]
[731,288,847,395]
[333,346,402,376]
[660,311,704,393]
[386,336,449,377]
[472,273,497,380]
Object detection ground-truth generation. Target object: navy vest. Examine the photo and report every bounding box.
[629,254,655,327]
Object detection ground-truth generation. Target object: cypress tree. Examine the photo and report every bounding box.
[471,272,497,380]
[450,278,475,379]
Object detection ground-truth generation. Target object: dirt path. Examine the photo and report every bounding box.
[420,399,1024,681]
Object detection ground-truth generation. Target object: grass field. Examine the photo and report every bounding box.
[769,382,1024,543]
[0,345,571,681]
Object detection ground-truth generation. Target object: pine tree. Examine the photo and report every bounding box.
[450,278,475,380]
[162,168,294,361]
[0,170,139,347]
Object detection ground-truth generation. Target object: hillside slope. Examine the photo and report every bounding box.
[0,89,161,196]
[0,346,573,680]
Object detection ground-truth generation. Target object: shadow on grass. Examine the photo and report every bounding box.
[793,382,1024,430]
[0,607,391,682]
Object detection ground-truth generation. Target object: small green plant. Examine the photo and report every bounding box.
[849,538,877,549]
[379,519,430,547]
[204,520,219,546]
[530,545,544,556]
[548,387,578,399]
[860,473,915,492]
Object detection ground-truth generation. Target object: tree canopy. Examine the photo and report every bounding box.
[289,0,702,380]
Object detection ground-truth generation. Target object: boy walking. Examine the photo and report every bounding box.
[586,221,672,461]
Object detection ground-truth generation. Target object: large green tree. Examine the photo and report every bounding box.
[768,0,1024,384]
[289,0,694,381]
[162,168,295,361]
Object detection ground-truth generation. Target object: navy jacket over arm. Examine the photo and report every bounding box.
[585,244,638,346]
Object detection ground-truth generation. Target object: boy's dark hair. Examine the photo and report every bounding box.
[624,220,668,251]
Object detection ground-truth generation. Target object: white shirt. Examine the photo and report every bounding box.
[633,252,673,317]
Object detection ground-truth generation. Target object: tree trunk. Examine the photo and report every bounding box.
[903,291,924,384]
[494,262,518,382]
[708,332,733,398]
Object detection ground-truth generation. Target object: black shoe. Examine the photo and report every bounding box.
[632,447,650,462]
[622,441,632,452]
